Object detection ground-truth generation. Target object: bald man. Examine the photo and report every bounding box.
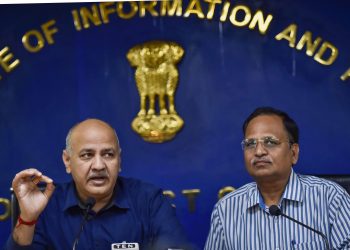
[6,119,191,250]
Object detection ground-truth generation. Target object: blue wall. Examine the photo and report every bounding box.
[1,1,350,248]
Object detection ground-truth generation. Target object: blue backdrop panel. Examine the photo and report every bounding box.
[0,1,350,248]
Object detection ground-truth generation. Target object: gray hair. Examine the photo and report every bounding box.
[65,126,75,155]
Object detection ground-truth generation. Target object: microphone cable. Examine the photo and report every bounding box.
[72,197,96,250]
[269,205,330,250]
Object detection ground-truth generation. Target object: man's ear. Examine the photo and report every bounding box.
[62,150,72,174]
[291,143,300,165]
[118,150,122,173]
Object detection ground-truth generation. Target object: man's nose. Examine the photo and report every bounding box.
[92,155,106,170]
[254,141,267,156]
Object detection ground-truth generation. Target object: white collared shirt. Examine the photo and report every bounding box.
[205,170,350,250]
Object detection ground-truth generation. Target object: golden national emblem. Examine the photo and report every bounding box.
[127,41,185,143]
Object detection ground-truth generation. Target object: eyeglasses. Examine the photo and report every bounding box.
[241,136,290,151]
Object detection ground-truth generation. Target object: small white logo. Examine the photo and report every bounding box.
[111,242,139,250]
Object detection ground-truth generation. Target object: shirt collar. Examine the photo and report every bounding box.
[247,183,259,209]
[113,177,130,209]
[247,169,304,210]
[281,169,304,203]
[63,177,130,212]
[62,181,80,211]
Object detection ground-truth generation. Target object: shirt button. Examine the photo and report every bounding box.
[276,248,280,250]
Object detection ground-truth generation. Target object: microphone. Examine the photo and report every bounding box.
[269,205,330,250]
[72,197,96,250]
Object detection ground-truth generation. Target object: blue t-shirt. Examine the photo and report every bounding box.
[6,176,191,250]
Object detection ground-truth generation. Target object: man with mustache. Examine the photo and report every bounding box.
[6,119,191,250]
[205,107,350,249]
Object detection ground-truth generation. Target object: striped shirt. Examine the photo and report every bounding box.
[205,170,350,250]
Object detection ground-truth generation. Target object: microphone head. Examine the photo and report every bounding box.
[269,205,281,216]
[85,197,96,208]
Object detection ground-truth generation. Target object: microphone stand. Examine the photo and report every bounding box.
[72,197,96,250]
[269,205,330,250]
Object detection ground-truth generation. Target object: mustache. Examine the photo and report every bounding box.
[87,171,109,179]
[251,157,272,165]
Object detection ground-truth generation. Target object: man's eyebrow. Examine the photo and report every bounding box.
[79,148,95,153]
[101,148,116,152]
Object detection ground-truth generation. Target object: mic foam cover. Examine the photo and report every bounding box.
[269,205,281,216]
[86,197,96,208]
